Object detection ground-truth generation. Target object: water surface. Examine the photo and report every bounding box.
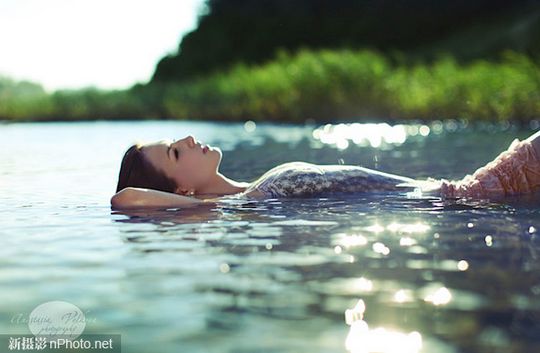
[1,120,539,353]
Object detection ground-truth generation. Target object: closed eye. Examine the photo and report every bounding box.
[174,148,179,160]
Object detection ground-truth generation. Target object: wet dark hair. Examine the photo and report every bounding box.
[116,144,177,193]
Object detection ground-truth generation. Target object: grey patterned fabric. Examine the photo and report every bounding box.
[246,162,415,198]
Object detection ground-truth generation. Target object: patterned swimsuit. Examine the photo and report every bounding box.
[243,138,540,199]
[245,162,415,198]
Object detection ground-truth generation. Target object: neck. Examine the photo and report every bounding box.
[197,172,249,196]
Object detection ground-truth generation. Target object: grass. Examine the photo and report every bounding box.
[1,49,539,122]
[160,49,540,122]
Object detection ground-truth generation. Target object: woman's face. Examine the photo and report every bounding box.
[141,136,222,193]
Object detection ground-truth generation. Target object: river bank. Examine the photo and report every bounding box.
[1,49,539,123]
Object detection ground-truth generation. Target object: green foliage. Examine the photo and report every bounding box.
[152,0,540,82]
[159,49,540,122]
[1,50,539,122]
[0,80,149,121]
[49,88,148,120]
[0,76,53,119]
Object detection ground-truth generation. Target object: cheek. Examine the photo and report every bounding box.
[170,166,186,186]
[182,156,210,179]
[181,153,218,182]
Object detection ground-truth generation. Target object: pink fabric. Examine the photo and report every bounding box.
[440,139,540,199]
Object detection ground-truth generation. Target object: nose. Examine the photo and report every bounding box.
[175,135,196,148]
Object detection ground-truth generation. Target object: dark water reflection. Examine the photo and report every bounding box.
[1,120,539,353]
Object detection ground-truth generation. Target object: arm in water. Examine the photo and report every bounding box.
[111,187,215,209]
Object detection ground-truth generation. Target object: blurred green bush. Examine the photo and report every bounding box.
[1,49,539,122]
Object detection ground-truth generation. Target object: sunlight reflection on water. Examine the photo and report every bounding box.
[313,122,431,149]
[1,121,539,353]
[345,300,423,353]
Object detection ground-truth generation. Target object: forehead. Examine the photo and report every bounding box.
[140,140,170,169]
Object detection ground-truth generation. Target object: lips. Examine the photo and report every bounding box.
[202,145,209,154]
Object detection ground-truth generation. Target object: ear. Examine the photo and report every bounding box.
[175,186,195,196]
[175,186,186,195]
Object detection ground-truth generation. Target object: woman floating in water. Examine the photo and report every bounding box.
[111,130,540,209]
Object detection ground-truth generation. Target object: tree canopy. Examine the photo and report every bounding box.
[152,0,540,82]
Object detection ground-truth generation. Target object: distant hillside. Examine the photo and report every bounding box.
[152,0,540,83]
[0,76,46,98]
